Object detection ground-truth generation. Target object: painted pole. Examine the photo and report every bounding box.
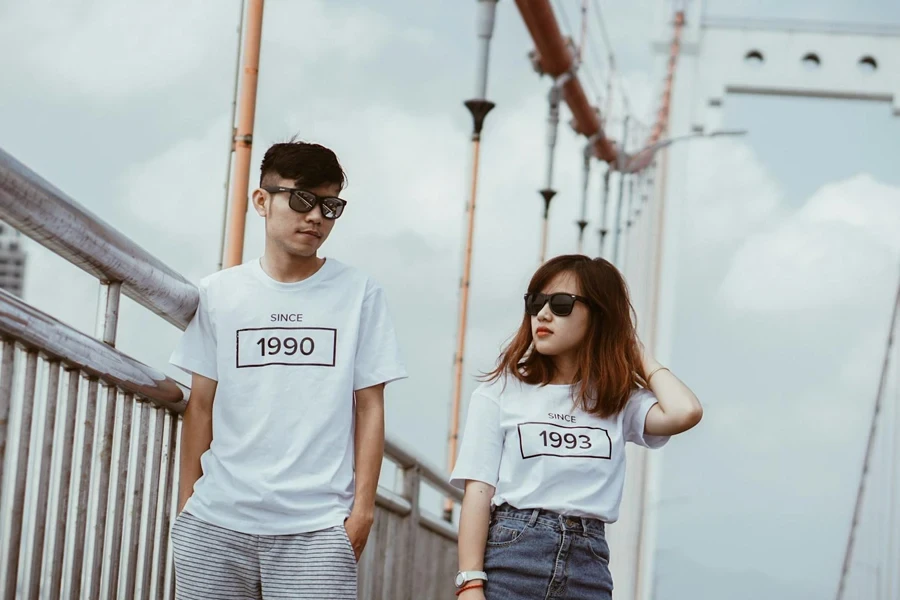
[222,0,265,268]
[445,0,499,521]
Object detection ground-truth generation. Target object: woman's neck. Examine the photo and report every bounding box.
[550,352,578,385]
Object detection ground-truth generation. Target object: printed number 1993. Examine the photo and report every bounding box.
[518,422,611,460]
[539,430,592,449]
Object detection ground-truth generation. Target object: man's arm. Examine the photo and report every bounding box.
[178,373,217,513]
[343,382,385,560]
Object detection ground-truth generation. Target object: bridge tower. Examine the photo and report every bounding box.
[645,2,900,599]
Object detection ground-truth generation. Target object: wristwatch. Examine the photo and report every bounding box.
[455,571,488,588]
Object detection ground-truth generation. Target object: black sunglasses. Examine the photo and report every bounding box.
[262,186,348,220]
[524,292,591,317]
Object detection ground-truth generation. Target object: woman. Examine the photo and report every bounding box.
[449,255,702,599]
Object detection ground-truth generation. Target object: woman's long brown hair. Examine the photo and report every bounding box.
[484,255,647,419]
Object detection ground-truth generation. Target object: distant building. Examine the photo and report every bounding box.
[0,221,26,297]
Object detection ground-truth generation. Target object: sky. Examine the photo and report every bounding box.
[1,1,899,599]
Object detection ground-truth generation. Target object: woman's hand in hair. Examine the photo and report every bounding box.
[638,339,703,436]
[636,339,662,374]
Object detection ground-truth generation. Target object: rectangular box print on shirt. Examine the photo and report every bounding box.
[517,422,612,460]
[236,327,338,368]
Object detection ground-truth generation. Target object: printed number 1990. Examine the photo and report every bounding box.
[236,327,336,368]
[256,336,315,357]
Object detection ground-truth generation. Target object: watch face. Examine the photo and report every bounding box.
[455,572,465,587]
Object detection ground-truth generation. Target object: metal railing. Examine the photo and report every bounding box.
[0,147,462,599]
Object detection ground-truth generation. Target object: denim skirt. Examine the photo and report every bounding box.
[483,503,614,600]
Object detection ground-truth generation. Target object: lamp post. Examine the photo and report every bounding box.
[445,0,499,521]
[575,142,591,254]
[611,116,629,265]
[539,76,567,264]
[597,167,611,257]
[621,129,748,174]
[222,0,265,268]
[611,128,747,266]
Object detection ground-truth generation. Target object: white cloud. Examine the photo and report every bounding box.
[0,0,431,103]
[719,173,900,313]
[284,104,468,240]
[0,1,233,100]
[685,138,786,248]
[119,116,231,281]
[802,174,900,250]
[264,1,432,63]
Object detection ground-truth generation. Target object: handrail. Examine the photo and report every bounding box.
[0,148,199,329]
[0,289,186,412]
[385,438,463,503]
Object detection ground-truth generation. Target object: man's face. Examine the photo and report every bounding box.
[252,176,342,258]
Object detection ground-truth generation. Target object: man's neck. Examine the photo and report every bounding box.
[260,249,324,284]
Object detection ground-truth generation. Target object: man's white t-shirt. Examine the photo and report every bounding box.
[170,257,407,535]
[450,376,668,522]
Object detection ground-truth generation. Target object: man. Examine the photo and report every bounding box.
[170,140,407,599]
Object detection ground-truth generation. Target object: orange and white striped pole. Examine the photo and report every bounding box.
[445,0,499,521]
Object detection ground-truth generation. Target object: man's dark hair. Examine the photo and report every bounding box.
[259,140,347,190]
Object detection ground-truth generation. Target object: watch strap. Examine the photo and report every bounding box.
[455,571,488,588]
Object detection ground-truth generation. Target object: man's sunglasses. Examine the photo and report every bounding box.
[262,186,348,220]
[524,292,591,317]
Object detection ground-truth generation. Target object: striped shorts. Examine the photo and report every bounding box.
[171,511,357,599]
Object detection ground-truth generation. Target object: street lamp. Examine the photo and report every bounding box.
[607,128,748,265]
[620,129,748,174]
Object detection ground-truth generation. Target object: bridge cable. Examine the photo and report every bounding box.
[835,262,900,600]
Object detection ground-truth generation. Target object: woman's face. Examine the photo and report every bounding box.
[530,271,591,358]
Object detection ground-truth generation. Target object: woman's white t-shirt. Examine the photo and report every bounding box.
[170,257,407,535]
[450,376,668,522]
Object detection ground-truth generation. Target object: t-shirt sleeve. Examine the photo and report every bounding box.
[623,388,669,449]
[170,281,218,381]
[449,389,504,490]
[353,282,408,391]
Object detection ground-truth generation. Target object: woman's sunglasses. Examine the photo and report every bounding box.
[524,292,591,317]
[262,186,348,220]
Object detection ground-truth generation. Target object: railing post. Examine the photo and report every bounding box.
[138,406,166,600]
[26,360,62,599]
[157,415,180,600]
[1,350,38,600]
[401,465,421,600]
[103,393,134,599]
[69,377,99,597]
[46,369,81,599]
[0,340,15,499]
[87,281,122,599]
[0,342,16,595]
[123,401,151,598]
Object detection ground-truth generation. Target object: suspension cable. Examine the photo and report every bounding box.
[835,263,900,600]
